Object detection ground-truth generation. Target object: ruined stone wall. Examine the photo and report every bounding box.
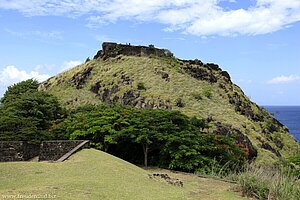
[0,141,40,162]
[94,42,173,59]
[0,140,90,162]
[39,140,90,161]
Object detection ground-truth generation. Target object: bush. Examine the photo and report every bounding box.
[203,87,213,99]
[163,49,174,57]
[287,153,300,178]
[175,98,185,107]
[288,152,300,165]
[165,133,246,173]
[148,44,155,49]
[137,82,146,90]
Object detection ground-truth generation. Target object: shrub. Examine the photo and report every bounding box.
[175,98,185,107]
[148,44,155,49]
[203,87,213,99]
[137,82,146,90]
[288,152,300,165]
[164,133,246,173]
[163,49,174,57]
[288,153,300,178]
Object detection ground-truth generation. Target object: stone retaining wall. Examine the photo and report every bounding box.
[0,140,89,162]
[0,141,40,162]
[39,140,90,161]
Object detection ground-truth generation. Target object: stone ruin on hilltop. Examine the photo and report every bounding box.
[93,42,174,59]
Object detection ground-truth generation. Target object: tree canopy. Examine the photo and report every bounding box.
[0,79,65,143]
[52,104,246,172]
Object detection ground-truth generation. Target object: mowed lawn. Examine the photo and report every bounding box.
[0,149,247,200]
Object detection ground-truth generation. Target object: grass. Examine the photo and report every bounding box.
[192,160,300,200]
[146,168,248,200]
[235,165,300,200]
[39,55,300,163]
[0,149,246,200]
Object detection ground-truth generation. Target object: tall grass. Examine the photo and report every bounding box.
[196,161,300,200]
[236,165,300,200]
[196,159,241,180]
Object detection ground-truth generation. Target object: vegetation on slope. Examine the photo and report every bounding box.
[0,149,246,200]
[40,47,299,162]
[51,104,246,173]
[0,79,246,173]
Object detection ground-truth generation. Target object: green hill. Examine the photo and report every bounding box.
[0,149,246,200]
[40,42,299,162]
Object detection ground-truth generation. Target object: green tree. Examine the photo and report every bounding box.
[69,109,120,151]
[53,104,246,172]
[124,109,174,167]
[0,79,65,143]
[59,105,125,151]
[1,79,39,104]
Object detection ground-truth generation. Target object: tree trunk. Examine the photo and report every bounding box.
[142,143,148,167]
[104,143,109,152]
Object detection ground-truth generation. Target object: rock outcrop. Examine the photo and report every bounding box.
[148,173,183,187]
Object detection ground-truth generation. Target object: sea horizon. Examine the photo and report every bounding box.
[261,105,300,107]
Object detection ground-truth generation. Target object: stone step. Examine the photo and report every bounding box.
[56,140,89,162]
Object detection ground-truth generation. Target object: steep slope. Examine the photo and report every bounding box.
[0,149,246,200]
[40,42,299,162]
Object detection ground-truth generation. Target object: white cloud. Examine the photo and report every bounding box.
[0,61,83,97]
[1,0,300,36]
[60,60,82,72]
[0,65,51,96]
[267,75,300,84]
[4,28,63,40]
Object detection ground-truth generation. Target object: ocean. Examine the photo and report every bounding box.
[264,106,300,142]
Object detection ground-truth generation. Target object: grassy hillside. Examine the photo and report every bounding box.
[40,47,299,162]
[0,149,246,200]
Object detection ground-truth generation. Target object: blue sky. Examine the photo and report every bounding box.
[0,0,300,105]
